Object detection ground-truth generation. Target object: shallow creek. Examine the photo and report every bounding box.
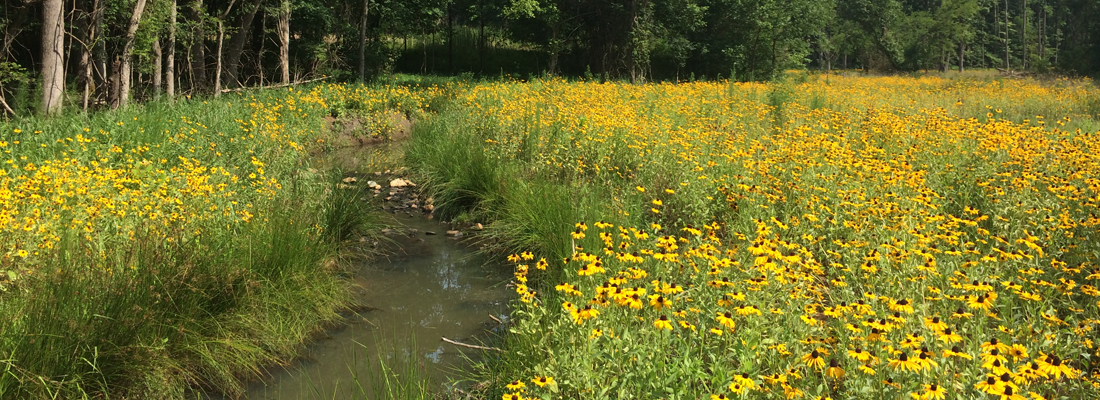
[242,216,511,399]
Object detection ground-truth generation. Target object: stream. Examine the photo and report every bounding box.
[242,215,511,399]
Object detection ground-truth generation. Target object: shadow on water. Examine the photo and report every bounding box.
[241,216,511,399]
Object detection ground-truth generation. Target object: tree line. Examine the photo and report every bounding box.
[1,0,1098,116]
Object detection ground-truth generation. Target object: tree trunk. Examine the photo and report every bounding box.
[1004,0,1010,70]
[113,0,148,109]
[214,21,226,95]
[225,0,261,88]
[358,0,369,81]
[191,0,207,92]
[548,22,560,76]
[80,0,102,111]
[109,57,121,107]
[958,42,965,72]
[1021,0,1027,70]
[153,38,162,95]
[41,0,65,115]
[167,0,177,97]
[278,0,291,84]
[212,0,237,96]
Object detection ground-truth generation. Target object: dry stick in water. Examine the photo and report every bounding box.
[441,337,504,352]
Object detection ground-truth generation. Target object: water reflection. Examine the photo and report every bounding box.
[242,216,510,400]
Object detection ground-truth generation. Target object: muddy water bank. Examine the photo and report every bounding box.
[242,214,510,399]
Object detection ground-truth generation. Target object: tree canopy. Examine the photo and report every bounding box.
[1,0,1098,116]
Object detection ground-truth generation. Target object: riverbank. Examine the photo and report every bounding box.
[0,82,450,399]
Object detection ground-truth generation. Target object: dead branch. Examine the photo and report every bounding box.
[219,75,329,93]
[441,337,504,352]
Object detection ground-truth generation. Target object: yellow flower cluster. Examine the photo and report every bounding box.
[494,75,1100,398]
[0,84,436,275]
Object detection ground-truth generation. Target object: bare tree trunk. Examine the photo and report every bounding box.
[548,23,559,76]
[958,42,965,72]
[214,21,225,95]
[41,0,65,115]
[277,0,291,84]
[109,57,121,106]
[95,4,107,103]
[114,0,148,109]
[257,14,266,87]
[628,0,637,83]
[213,0,237,96]
[80,0,102,111]
[1004,0,1010,70]
[1021,0,1027,70]
[224,0,261,88]
[167,0,177,97]
[191,0,207,92]
[358,0,369,81]
[153,38,163,95]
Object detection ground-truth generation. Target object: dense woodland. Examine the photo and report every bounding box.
[1,0,1099,116]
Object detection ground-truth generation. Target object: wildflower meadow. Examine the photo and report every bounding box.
[407,74,1100,400]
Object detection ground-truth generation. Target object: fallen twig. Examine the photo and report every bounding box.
[488,313,503,324]
[441,337,504,352]
[219,76,330,93]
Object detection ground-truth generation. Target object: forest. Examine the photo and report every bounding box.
[1,0,1099,116]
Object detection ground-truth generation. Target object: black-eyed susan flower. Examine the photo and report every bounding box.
[531,376,555,387]
[942,345,973,360]
[889,298,914,314]
[889,351,921,372]
[974,376,1001,394]
[1036,353,1078,379]
[653,315,673,331]
[937,327,962,344]
[505,380,525,391]
[731,373,755,391]
[923,316,947,332]
[716,311,736,330]
[825,359,845,379]
[802,349,826,370]
[921,383,946,400]
[997,386,1027,400]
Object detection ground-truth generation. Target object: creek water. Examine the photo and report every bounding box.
[242,216,511,399]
